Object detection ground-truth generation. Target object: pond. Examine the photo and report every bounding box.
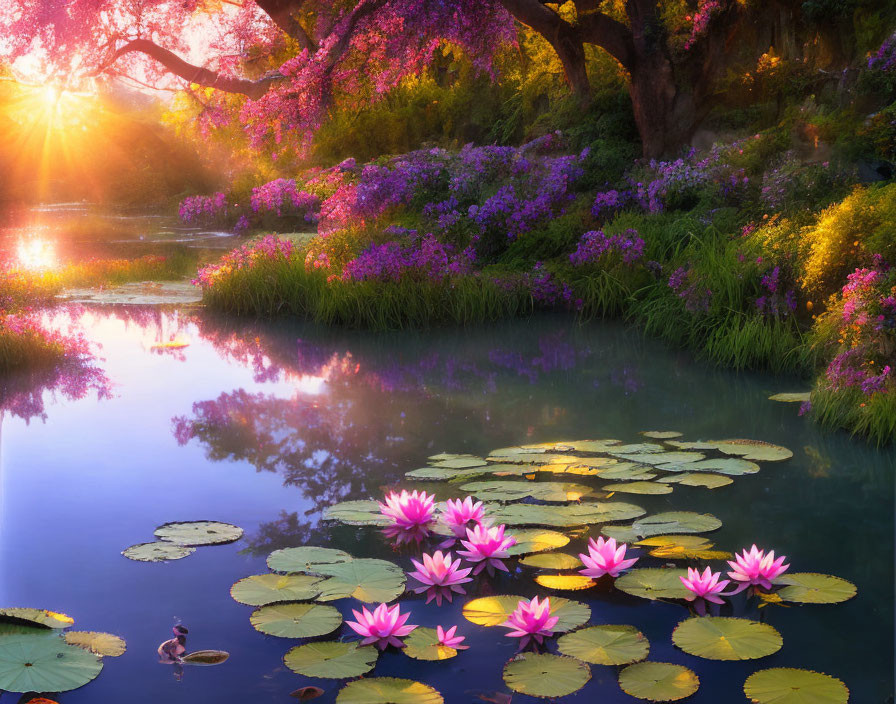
[0,302,892,703]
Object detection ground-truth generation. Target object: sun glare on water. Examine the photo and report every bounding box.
[16,238,59,271]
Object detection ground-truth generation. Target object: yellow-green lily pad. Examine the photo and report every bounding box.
[335,677,443,703]
[618,662,699,701]
[557,625,649,665]
[672,617,782,660]
[230,574,323,606]
[503,652,591,698]
[744,668,848,704]
[284,641,378,678]
[615,569,691,600]
[249,602,342,638]
[774,573,857,604]
[403,627,458,661]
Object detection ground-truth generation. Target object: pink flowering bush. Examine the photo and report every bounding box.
[250,179,320,221]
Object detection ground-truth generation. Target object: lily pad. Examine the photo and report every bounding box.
[668,439,792,462]
[600,524,642,543]
[335,677,444,703]
[182,649,230,665]
[505,529,570,556]
[630,511,722,537]
[267,547,353,573]
[489,446,547,456]
[641,431,683,439]
[658,473,733,489]
[285,641,378,678]
[534,574,596,591]
[615,569,691,600]
[403,627,458,661]
[461,480,592,503]
[561,440,622,452]
[429,452,478,461]
[154,521,243,546]
[614,452,705,465]
[774,573,857,604]
[0,635,103,692]
[122,542,196,562]
[430,457,486,469]
[503,653,591,698]
[323,500,391,526]
[0,609,74,629]
[602,481,673,495]
[635,535,730,560]
[557,625,649,665]
[230,574,324,606]
[595,464,657,481]
[520,553,582,570]
[743,668,848,704]
[672,617,782,660]
[769,392,811,403]
[462,595,590,632]
[313,559,406,603]
[618,662,699,702]
[250,603,342,638]
[63,632,127,657]
[657,458,760,475]
[487,501,645,527]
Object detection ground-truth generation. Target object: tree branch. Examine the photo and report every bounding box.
[255,0,317,51]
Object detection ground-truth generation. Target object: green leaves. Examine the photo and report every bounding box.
[285,641,378,678]
[230,574,324,606]
[403,627,458,661]
[335,677,444,703]
[744,668,848,704]
[267,547,352,573]
[122,542,195,562]
[323,500,390,526]
[503,653,591,698]
[250,603,342,638]
[774,573,857,604]
[672,617,783,660]
[154,520,243,545]
[0,635,103,693]
[557,625,649,665]
[311,559,406,603]
[487,501,645,527]
[618,662,700,701]
[615,569,692,600]
[462,595,590,632]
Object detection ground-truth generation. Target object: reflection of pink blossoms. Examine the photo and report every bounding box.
[727,545,789,591]
[379,490,436,529]
[457,523,517,575]
[578,536,638,579]
[437,625,468,650]
[501,597,559,649]
[680,567,730,604]
[345,603,417,650]
[441,497,485,537]
[408,551,473,605]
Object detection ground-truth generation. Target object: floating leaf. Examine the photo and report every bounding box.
[63,632,126,657]
[503,653,590,698]
[403,627,458,661]
[462,596,589,632]
[557,625,649,665]
[122,542,195,562]
[601,481,673,495]
[0,623,54,637]
[0,636,103,693]
[284,641,378,678]
[405,466,512,481]
[631,512,722,537]
[323,500,390,526]
[489,446,546,456]
[291,685,325,700]
[182,650,230,665]
[769,392,811,403]
[668,439,792,462]
[230,574,323,606]
[743,668,848,704]
[461,480,592,503]
[430,457,486,469]
[618,662,699,702]
[0,609,74,629]
[641,431,683,439]
[335,677,443,703]
[487,501,645,527]
[657,458,759,475]
[635,535,731,560]
[595,464,657,481]
[614,452,705,465]
[429,452,478,461]
[600,524,642,543]
[250,603,342,638]
[774,573,857,604]
[561,440,622,452]
[313,559,406,603]
[505,529,570,556]
[534,574,595,591]
[672,617,782,660]
[154,521,243,546]
[520,553,582,570]
[615,569,691,600]
[267,547,353,573]
[536,463,605,476]
[657,473,733,489]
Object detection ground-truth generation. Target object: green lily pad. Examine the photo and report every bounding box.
[603,481,673,495]
[323,500,391,526]
[503,653,591,698]
[630,511,722,537]
[614,452,705,465]
[504,529,570,556]
[312,559,406,603]
[267,546,353,573]
[0,609,74,629]
[249,602,342,638]
[595,464,657,481]
[0,623,55,637]
[462,595,589,632]
[618,662,699,702]
[520,553,582,570]
[429,452,478,461]
[615,569,692,600]
[335,677,444,703]
[461,480,593,503]
[657,458,759,475]
[600,524,642,543]
[0,635,103,692]
[122,542,196,562]
[561,440,622,452]
[430,457,486,469]
[230,574,324,606]
[285,641,378,678]
[658,473,733,489]
[743,668,848,704]
[641,431,683,439]
[534,574,596,591]
[154,521,243,546]
[63,631,126,657]
[668,439,792,462]
[489,446,547,456]
[769,392,811,403]
[486,501,645,527]
[557,625,649,665]
[405,466,503,481]
[672,617,782,660]
[635,535,729,560]
[403,627,458,661]
[774,573,857,604]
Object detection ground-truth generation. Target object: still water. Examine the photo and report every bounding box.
[0,305,893,702]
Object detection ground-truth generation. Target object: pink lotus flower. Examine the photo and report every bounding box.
[457,523,517,575]
[727,545,789,591]
[436,625,468,650]
[500,596,559,649]
[680,566,730,604]
[441,497,485,537]
[578,536,638,579]
[408,551,473,605]
[345,603,417,650]
[379,490,436,529]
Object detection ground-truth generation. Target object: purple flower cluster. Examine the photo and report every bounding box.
[569,229,645,267]
[668,266,712,313]
[684,0,721,50]
[755,265,797,317]
[342,234,476,282]
[250,178,320,221]
[868,32,896,72]
[760,152,851,211]
[193,235,295,288]
[179,192,228,225]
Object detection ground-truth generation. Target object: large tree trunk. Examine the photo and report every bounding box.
[550,34,591,102]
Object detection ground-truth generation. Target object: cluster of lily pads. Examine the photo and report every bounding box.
[0,608,125,696]
[122,520,244,562]
[229,433,855,702]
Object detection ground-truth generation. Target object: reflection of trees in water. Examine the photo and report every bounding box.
[0,357,111,423]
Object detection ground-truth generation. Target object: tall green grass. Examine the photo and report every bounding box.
[810,386,896,447]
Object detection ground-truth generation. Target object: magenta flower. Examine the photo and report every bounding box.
[727,545,790,591]
[500,597,559,649]
[578,536,638,579]
[680,566,730,604]
[408,551,473,605]
[379,490,436,529]
[457,523,517,575]
[345,603,417,650]
[441,497,485,537]
[436,625,468,650]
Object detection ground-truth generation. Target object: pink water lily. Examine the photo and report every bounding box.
[727,545,789,591]
[345,603,417,650]
[437,625,468,650]
[441,497,485,537]
[500,596,559,649]
[457,523,517,575]
[680,566,730,604]
[379,489,436,529]
[578,536,638,579]
[408,551,473,605]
